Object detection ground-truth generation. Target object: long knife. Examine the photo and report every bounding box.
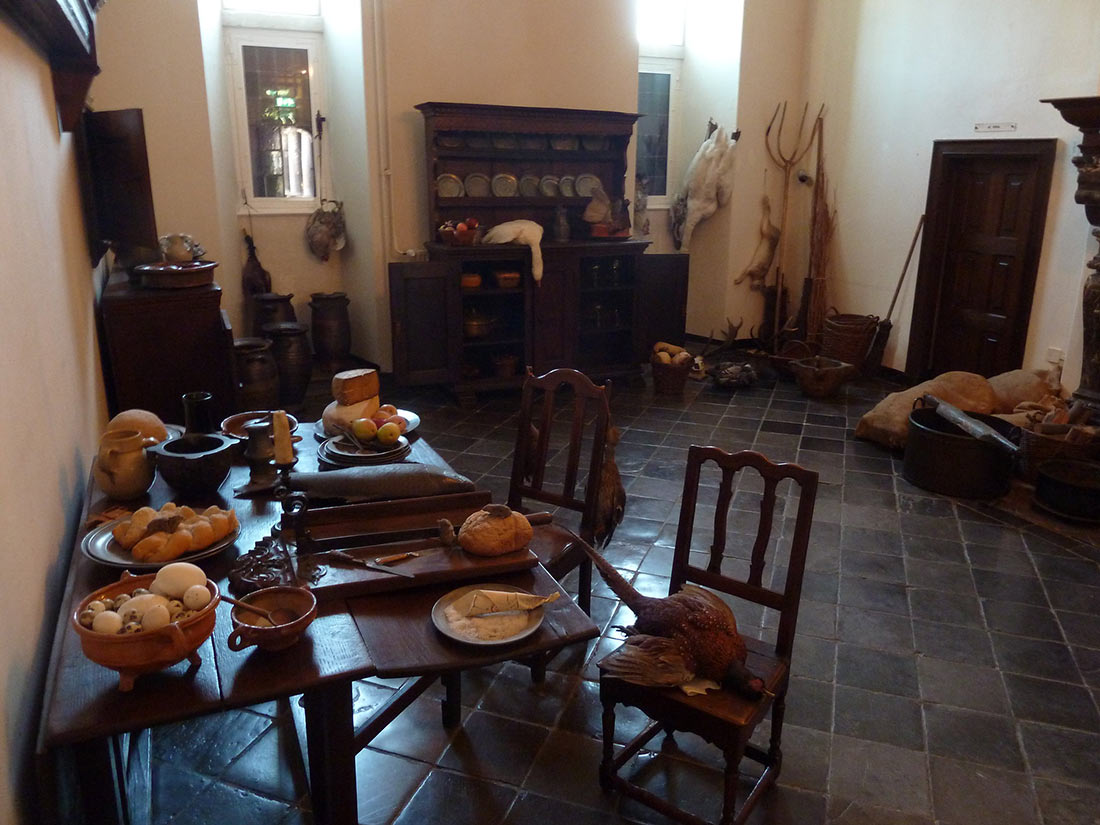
[323,550,418,577]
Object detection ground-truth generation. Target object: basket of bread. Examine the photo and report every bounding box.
[72,562,220,691]
[112,502,239,563]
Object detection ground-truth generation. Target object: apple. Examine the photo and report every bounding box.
[350,417,378,441]
[456,222,468,232]
[378,404,398,417]
[385,414,408,433]
[370,414,390,428]
[465,217,479,229]
[376,421,401,446]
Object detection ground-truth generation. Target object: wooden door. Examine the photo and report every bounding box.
[906,139,1055,380]
[635,253,689,360]
[389,261,460,385]
[531,249,577,372]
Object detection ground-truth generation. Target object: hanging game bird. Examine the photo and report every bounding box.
[593,425,625,549]
[583,541,764,698]
[241,231,271,295]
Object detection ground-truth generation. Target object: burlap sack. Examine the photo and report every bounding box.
[987,368,1061,413]
[855,371,999,449]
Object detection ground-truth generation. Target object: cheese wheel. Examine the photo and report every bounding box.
[322,396,380,436]
[332,368,380,406]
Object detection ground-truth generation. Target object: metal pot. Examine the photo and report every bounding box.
[1033,459,1100,522]
[903,408,1017,498]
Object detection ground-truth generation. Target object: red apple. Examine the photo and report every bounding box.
[378,404,398,417]
[465,217,479,229]
[385,414,408,433]
[456,222,468,232]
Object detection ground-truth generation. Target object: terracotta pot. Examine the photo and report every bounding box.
[71,571,219,691]
[263,321,312,407]
[233,337,279,411]
[92,429,158,500]
[228,586,317,651]
[309,292,351,369]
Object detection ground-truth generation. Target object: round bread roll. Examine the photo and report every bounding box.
[106,409,169,443]
[458,506,533,557]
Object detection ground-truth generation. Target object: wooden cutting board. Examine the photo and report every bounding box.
[298,538,538,602]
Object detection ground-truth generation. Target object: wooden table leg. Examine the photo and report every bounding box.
[303,680,357,825]
[441,672,462,727]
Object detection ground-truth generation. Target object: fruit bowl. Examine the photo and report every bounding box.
[71,570,220,691]
[438,226,482,246]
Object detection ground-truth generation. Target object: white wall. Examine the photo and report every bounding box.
[0,24,104,824]
[804,0,1100,379]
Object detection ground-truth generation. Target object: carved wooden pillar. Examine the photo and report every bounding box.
[1043,96,1100,417]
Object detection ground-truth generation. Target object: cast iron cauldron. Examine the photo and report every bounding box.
[903,408,1017,498]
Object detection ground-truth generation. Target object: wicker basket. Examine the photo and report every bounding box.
[821,312,879,372]
[1018,428,1100,481]
[651,358,692,395]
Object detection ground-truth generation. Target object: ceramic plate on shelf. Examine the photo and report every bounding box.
[558,176,576,197]
[491,173,518,197]
[491,133,519,149]
[581,135,609,151]
[575,173,603,198]
[431,583,546,646]
[465,133,490,149]
[539,175,560,197]
[464,173,491,198]
[436,133,464,148]
[436,173,464,198]
[82,518,240,569]
[550,135,579,151]
[519,135,546,150]
[518,175,540,198]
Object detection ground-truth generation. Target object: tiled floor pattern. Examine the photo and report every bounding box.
[148,374,1100,825]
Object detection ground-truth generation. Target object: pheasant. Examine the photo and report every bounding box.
[593,425,626,549]
[582,541,763,698]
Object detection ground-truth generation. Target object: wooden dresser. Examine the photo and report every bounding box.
[97,269,236,424]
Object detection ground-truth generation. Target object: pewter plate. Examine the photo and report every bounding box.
[82,518,240,569]
[431,583,545,646]
[312,409,420,442]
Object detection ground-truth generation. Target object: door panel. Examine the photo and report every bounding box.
[635,253,689,360]
[907,140,1056,380]
[389,261,459,385]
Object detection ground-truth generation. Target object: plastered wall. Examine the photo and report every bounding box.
[0,24,105,824]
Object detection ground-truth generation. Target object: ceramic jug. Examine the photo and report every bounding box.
[93,429,158,500]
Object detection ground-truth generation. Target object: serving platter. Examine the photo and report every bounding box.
[311,409,420,443]
[431,582,545,646]
[82,518,240,569]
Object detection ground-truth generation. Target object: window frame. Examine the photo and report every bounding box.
[637,54,682,211]
[224,26,326,215]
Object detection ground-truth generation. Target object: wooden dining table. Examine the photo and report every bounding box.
[36,426,599,825]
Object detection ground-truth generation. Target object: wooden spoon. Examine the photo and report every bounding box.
[221,594,298,625]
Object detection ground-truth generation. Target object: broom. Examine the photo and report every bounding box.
[864,214,924,373]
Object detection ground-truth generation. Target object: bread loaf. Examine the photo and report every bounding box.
[322,396,380,436]
[458,506,533,557]
[332,368,380,406]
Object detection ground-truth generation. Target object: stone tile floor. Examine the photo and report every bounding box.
[149,372,1100,824]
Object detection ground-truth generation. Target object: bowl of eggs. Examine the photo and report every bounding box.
[71,562,219,691]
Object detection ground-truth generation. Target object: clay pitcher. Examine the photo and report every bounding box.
[252,293,296,337]
[309,292,351,370]
[93,429,158,500]
[263,321,313,407]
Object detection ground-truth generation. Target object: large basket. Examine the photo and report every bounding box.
[821,312,879,373]
[651,358,692,395]
[1018,428,1100,481]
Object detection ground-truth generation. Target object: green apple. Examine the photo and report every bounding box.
[350,417,378,441]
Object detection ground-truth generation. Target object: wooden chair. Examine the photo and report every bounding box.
[598,446,819,825]
[507,367,614,615]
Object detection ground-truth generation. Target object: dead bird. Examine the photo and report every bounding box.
[593,425,625,549]
[582,542,764,699]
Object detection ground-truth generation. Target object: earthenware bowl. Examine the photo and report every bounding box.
[227,586,317,652]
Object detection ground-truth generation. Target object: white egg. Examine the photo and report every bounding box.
[92,610,123,634]
[154,562,207,599]
[142,603,171,631]
[118,593,170,621]
[182,584,212,610]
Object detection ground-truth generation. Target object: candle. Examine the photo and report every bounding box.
[272,410,294,465]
